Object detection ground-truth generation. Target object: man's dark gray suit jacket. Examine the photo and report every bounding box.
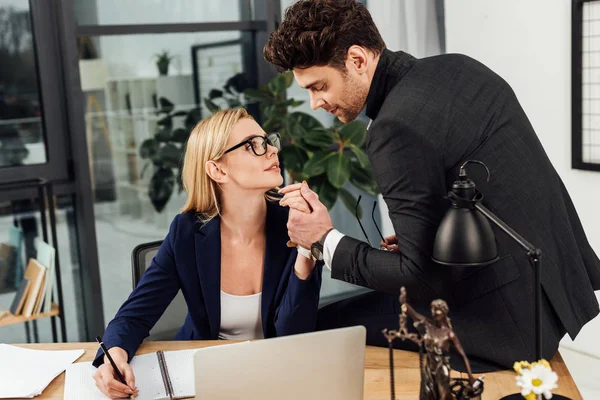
[330,49,600,369]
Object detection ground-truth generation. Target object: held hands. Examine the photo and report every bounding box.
[93,346,138,399]
[279,181,333,249]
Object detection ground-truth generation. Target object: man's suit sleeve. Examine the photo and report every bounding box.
[92,216,182,367]
[330,116,448,300]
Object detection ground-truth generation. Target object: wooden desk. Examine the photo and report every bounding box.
[13,341,582,399]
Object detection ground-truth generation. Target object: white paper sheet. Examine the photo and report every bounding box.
[0,344,84,398]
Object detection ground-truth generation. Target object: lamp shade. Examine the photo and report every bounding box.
[432,169,499,266]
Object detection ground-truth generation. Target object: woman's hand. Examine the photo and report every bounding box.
[279,186,312,214]
[93,346,138,399]
[380,234,399,253]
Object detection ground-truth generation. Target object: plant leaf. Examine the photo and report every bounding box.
[348,144,370,169]
[171,128,189,143]
[327,152,351,188]
[289,112,324,132]
[244,88,273,102]
[308,175,338,210]
[269,74,288,95]
[158,143,182,169]
[171,110,188,117]
[157,115,173,130]
[185,108,202,131]
[339,120,367,147]
[149,168,174,212]
[158,97,174,114]
[280,145,308,174]
[204,98,221,114]
[155,128,171,142]
[303,128,334,147]
[139,138,159,159]
[338,188,361,218]
[303,151,334,176]
[283,71,294,88]
[208,89,223,99]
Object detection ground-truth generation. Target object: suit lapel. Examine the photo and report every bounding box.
[195,216,221,339]
[261,201,289,336]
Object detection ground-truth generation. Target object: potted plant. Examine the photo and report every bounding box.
[138,97,201,212]
[205,71,379,217]
[154,50,174,76]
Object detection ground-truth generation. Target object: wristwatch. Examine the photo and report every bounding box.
[310,228,334,261]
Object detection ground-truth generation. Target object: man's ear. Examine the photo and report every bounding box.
[205,160,228,183]
[346,45,369,74]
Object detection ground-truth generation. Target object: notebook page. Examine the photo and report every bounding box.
[0,344,84,398]
[63,363,107,400]
[163,349,196,399]
[129,352,171,399]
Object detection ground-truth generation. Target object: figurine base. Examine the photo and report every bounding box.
[499,394,571,399]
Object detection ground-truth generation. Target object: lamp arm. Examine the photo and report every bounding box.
[474,201,542,361]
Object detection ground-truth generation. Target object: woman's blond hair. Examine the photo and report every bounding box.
[181,108,278,221]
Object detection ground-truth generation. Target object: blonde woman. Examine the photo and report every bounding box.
[92,109,322,399]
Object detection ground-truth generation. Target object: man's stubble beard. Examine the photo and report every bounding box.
[339,73,369,123]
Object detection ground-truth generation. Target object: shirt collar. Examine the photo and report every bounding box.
[365,49,416,120]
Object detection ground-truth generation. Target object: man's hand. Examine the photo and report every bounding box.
[380,234,399,253]
[93,346,138,399]
[280,181,333,249]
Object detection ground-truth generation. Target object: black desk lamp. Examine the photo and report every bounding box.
[432,160,570,400]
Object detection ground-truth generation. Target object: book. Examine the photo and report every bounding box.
[34,238,56,313]
[0,344,84,398]
[0,242,16,291]
[9,277,31,315]
[7,225,24,290]
[21,259,46,318]
[64,349,196,400]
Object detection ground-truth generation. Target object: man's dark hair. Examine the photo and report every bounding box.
[264,0,386,73]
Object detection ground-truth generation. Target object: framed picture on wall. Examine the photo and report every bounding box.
[572,0,600,171]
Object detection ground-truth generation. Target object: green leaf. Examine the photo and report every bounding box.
[204,98,221,114]
[327,152,351,188]
[157,115,172,130]
[268,74,287,95]
[339,120,367,147]
[308,175,338,210]
[339,188,361,218]
[303,151,334,176]
[158,97,175,114]
[348,144,370,169]
[171,110,188,117]
[185,108,202,131]
[244,88,273,102]
[158,143,182,169]
[208,89,223,99]
[283,71,294,88]
[171,128,189,143]
[155,128,171,143]
[280,145,309,174]
[149,168,175,212]
[139,138,159,159]
[262,117,279,134]
[289,112,324,132]
[303,128,334,147]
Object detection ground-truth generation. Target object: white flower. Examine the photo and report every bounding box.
[516,363,558,399]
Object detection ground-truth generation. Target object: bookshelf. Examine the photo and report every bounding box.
[0,179,66,343]
[0,302,59,326]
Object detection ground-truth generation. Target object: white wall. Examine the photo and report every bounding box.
[445,0,600,358]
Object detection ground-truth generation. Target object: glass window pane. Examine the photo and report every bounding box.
[0,195,84,342]
[74,0,256,25]
[0,1,47,167]
[77,31,253,321]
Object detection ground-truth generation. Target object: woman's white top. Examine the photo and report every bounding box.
[218,290,264,340]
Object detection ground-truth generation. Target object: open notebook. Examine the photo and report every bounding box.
[64,349,195,400]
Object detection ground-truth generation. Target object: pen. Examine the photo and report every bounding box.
[95,335,134,399]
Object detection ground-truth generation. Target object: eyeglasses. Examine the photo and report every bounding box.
[223,132,281,156]
[355,195,387,250]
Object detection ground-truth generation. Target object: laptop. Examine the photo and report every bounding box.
[193,326,366,400]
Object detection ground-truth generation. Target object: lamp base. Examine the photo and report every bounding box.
[499,394,571,399]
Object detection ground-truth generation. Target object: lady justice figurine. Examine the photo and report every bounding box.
[383,287,484,400]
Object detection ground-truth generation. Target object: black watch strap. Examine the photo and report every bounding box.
[317,228,335,247]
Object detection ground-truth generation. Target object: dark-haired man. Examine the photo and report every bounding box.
[268,0,600,371]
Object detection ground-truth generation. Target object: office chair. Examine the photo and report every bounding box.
[131,240,188,341]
